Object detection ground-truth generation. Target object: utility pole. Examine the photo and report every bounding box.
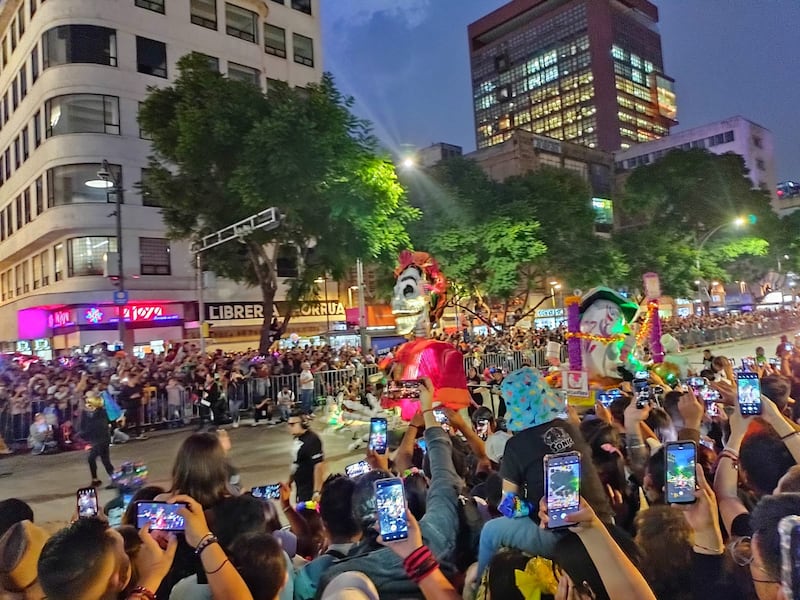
[357,258,368,353]
[191,208,282,354]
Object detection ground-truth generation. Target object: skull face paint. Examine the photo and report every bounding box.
[392,265,428,336]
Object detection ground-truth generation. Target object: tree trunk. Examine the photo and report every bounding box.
[245,241,284,354]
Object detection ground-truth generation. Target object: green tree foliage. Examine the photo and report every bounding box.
[615,149,777,295]
[139,54,417,351]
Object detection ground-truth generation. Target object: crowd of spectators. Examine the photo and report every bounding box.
[8,346,800,599]
[662,308,800,335]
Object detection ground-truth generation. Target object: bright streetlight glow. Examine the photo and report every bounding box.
[733,217,745,227]
[401,157,416,169]
[84,179,114,189]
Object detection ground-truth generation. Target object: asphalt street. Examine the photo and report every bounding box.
[0,331,794,529]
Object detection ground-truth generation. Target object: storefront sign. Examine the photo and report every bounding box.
[534,308,564,318]
[206,301,346,322]
[33,339,50,351]
[49,310,76,329]
[16,340,30,353]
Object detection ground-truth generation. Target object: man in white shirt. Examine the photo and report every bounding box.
[276,385,295,422]
[299,362,315,416]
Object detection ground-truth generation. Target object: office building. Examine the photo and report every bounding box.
[468,0,677,153]
[614,116,780,209]
[0,0,321,356]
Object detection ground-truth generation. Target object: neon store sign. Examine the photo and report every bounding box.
[49,310,76,329]
[83,305,181,325]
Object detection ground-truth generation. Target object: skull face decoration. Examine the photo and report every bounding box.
[391,251,447,338]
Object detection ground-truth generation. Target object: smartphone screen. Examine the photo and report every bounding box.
[737,372,762,416]
[545,452,581,528]
[77,488,98,518]
[665,441,697,504]
[374,477,409,542]
[433,409,450,432]
[634,376,650,408]
[416,439,427,454]
[770,357,780,366]
[251,484,281,500]
[345,460,372,478]
[369,417,388,454]
[136,501,186,531]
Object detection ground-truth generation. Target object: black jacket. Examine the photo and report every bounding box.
[81,408,111,446]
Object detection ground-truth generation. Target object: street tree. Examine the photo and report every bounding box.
[139,54,417,352]
[616,149,777,292]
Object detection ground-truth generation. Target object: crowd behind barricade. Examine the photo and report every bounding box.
[662,308,800,348]
[9,341,800,599]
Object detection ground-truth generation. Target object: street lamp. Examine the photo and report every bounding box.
[85,160,126,351]
[694,217,747,315]
[549,281,562,308]
[401,156,416,170]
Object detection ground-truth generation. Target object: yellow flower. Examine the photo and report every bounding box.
[514,557,558,599]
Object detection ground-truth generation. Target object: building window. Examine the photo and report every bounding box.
[724,130,734,143]
[13,137,20,169]
[47,163,122,206]
[191,0,217,29]
[136,36,167,77]
[276,246,298,277]
[12,77,18,110]
[68,236,117,277]
[23,189,30,223]
[228,62,259,86]
[139,168,161,207]
[3,149,8,180]
[19,68,26,99]
[226,3,258,43]
[21,126,28,160]
[292,33,313,67]
[264,24,286,57]
[32,252,41,289]
[45,94,120,136]
[38,250,48,287]
[138,102,152,140]
[34,175,42,214]
[17,6,25,38]
[15,196,21,229]
[53,242,64,281]
[15,265,22,296]
[11,21,17,52]
[291,0,311,14]
[756,158,766,171]
[1,38,6,68]
[43,25,117,68]
[139,237,171,275]
[1,271,7,300]
[30,0,37,17]
[30,45,38,82]
[194,52,219,71]
[2,94,8,124]
[0,212,4,242]
[4,205,11,237]
[33,110,41,146]
[135,0,165,14]
[753,135,763,149]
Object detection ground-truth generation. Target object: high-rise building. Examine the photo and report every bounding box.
[0,0,321,356]
[468,0,677,153]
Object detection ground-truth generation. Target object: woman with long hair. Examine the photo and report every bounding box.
[168,432,233,508]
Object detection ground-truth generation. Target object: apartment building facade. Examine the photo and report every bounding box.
[0,0,321,357]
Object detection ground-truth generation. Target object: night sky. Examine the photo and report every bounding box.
[321,1,800,182]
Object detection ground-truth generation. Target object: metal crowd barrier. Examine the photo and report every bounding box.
[4,318,796,449]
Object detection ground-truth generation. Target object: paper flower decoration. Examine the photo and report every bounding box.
[514,557,558,599]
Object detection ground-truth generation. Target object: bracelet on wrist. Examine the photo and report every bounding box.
[129,586,157,600]
[402,545,439,584]
[194,534,218,556]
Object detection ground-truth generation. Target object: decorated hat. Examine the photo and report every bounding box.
[579,287,639,322]
[0,520,49,593]
[501,367,566,432]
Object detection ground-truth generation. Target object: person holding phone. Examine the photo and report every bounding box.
[476,367,612,578]
[317,378,461,598]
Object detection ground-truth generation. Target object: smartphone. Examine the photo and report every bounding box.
[76,487,98,518]
[369,417,388,454]
[633,374,650,409]
[135,501,186,532]
[345,460,372,478]
[374,477,409,542]
[779,515,800,600]
[771,357,781,366]
[544,451,581,528]
[385,380,421,400]
[596,388,622,408]
[737,371,762,416]
[416,438,427,454]
[665,441,697,505]
[251,484,281,500]
[742,357,756,371]
[433,408,450,432]
[686,376,708,390]
[787,344,794,352]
